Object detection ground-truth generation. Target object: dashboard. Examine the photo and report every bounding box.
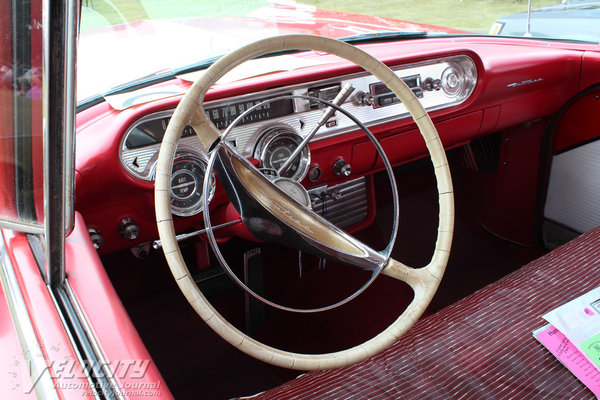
[74,37,589,255]
[119,55,476,218]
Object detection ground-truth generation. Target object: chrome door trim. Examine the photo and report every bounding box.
[42,0,79,286]
[62,279,125,400]
[0,230,60,400]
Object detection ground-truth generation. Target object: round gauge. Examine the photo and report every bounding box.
[253,125,310,181]
[273,177,311,208]
[169,153,215,217]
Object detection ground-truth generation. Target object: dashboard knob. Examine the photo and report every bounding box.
[422,77,442,91]
[308,165,322,182]
[353,91,374,107]
[331,189,342,201]
[333,158,352,177]
[88,228,104,250]
[118,218,140,241]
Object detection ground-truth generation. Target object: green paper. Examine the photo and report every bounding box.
[582,333,600,369]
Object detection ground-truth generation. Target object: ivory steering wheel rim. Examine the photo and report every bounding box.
[154,34,454,371]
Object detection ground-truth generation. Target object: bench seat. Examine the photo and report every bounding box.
[249,226,600,399]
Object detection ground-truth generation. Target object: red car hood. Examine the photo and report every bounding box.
[78,5,463,102]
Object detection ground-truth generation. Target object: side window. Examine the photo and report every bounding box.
[0,0,44,229]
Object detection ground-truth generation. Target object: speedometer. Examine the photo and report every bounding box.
[168,152,215,217]
[253,125,310,181]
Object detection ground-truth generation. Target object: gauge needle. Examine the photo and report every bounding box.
[172,181,195,190]
[278,83,355,176]
[272,156,289,164]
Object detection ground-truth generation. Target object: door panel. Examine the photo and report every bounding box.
[542,87,600,247]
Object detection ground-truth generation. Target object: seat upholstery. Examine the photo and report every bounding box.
[250,226,600,399]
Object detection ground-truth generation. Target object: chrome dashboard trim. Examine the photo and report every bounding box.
[0,230,60,400]
[308,176,368,228]
[251,123,311,182]
[120,55,477,182]
[166,149,215,217]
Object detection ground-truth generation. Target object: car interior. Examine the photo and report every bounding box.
[70,30,600,399]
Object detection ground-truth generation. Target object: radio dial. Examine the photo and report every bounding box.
[353,91,374,107]
[422,77,442,91]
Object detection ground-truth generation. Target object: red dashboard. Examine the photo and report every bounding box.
[74,36,599,255]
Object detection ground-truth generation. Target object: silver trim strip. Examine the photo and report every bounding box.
[0,230,60,400]
[120,55,477,181]
[0,220,44,235]
[63,0,79,236]
[152,218,242,249]
[47,288,101,400]
[308,176,368,228]
[42,0,79,285]
[64,280,125,400]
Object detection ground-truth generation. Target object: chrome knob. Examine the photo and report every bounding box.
[333,159,352,177]
[422,77,442,91]
[353,91,374,107]
[88,228,104,250]
[118,218,140,241]
[331,189,342,201]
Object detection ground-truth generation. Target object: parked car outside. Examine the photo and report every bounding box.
[490,0,600,42]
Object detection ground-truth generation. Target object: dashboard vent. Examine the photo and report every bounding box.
[308,177,368,228]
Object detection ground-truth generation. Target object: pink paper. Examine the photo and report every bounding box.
[535,324,600,397]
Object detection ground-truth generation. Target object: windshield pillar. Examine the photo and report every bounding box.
[42,0,78,286]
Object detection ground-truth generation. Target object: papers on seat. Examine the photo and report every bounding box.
[534,286,600,398]
[544,286,600,368]
[534,325,600,397]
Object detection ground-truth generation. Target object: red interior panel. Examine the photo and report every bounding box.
[553,88,600,153]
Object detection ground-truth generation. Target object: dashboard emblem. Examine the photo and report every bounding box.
[507,78,543,88]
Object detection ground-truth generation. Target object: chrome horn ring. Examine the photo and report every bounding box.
[202,94,399,313]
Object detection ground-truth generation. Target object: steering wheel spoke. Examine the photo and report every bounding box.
[211,144,388,272]
[382,258,445,294]
[381,258,414,282]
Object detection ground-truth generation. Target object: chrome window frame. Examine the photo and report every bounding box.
[42,0,78,286]
[0,0,77,285]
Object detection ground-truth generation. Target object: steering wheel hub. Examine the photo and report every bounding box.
[272,177,310,208]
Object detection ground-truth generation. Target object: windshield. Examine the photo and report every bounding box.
[78,0,598,104]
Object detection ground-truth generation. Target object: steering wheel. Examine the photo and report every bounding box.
[155,34,454,370]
